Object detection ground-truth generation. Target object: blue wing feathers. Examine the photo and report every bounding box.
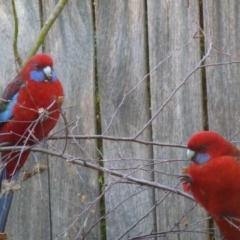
[0,74,24,128]
[0,93,18,122]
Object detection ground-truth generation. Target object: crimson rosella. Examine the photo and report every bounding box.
[182,131,240,240]
[0,53,64,231]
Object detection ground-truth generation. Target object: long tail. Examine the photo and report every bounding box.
[0,168,19,232]
[0,150,30,232]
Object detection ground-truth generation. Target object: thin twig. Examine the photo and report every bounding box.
[50,134,187,149]
[11,0,21,66]
[21,0,69,67]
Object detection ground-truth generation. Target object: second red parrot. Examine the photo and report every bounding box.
[183,131,240,240]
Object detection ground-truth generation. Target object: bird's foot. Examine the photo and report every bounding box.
[177,174,192,185]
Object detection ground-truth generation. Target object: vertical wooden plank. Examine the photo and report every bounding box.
[203,1,240,238]
[0,1,52,240]
[204,0,240,135]
[96,0,154,239]
[148,1,208,239]
[44,1,100,239]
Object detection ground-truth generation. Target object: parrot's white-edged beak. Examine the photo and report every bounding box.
[187,149,195,160]
[43,66,52,81]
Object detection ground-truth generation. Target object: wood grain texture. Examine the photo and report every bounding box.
[203,0,240,238]
[96,0,154,239]
[148,1,208,239]
[0,0,237,239]
[204,0,240,136]
[44,1,100,239]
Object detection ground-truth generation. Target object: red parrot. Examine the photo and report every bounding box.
[182,131,240,240]
[0,53,64,232]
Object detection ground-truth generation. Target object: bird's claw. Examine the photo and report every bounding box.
[177,174,192,185]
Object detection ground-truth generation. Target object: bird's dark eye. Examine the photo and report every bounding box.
[199,145,207,151]
[34,63,39,69]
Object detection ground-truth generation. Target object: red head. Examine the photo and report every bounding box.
[21,53,57,82]
[187,131,240,164]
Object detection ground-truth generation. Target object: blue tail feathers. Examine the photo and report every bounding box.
[0,168,19,232]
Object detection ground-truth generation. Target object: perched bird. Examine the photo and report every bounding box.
[182,131,240,240]
[0,53,64,232]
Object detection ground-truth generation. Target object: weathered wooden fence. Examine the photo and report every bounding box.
[0,0,239,239]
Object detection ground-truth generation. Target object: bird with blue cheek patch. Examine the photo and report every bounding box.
[30,65,57,82]
[0,53,64,232]
[181,131,240,240]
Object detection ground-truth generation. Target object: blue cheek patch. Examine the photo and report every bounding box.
[30,70,45,82]
[194,153,210,164]
[0,93,18,122]
[51,70,57,81]
[30,70,58,82]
